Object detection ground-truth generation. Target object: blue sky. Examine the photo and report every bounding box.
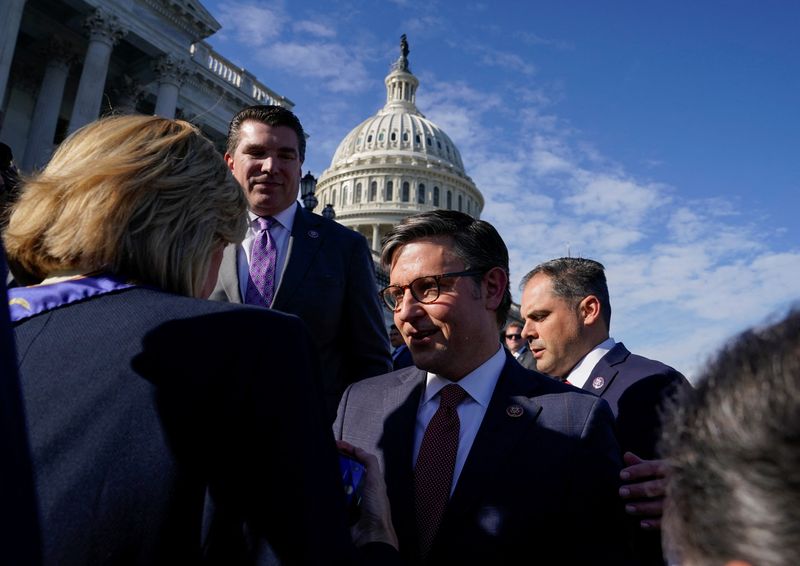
[203,0,800,380]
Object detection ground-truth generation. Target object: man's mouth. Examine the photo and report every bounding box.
[407,328,438,344]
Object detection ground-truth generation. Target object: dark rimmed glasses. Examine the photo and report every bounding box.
[380,270,485,312]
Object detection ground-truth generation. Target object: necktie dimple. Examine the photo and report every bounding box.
[414,383,469,559]
[245,216,277,307]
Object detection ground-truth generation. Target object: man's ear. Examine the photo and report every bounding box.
[484,267,508,311]
[579,295,602,327]
[224,153,235,172]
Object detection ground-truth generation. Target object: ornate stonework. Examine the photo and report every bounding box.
[83,9,126,46]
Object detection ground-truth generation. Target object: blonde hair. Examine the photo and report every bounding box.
[4,115,247,296]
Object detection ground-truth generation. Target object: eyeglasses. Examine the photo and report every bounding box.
[380,270,485,312]
[505,333,522,340]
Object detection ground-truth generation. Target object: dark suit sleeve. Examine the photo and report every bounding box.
[138,309,362,565]
[617,368,688,459]
[340,235,392,382]
[567,397,633,564]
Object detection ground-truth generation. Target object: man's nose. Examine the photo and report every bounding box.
[395,288,422,322]
[260,155,276,172]
[521,321,536,341]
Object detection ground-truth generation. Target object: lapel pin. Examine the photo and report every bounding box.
[506,404,524,418]
[308,230,319,238]
[592,377,605,389]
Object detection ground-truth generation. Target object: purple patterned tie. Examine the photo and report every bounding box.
[414,383,469,559]
[245,216,277,307]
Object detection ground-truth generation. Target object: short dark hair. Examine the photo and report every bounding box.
[226,105,306,162]
[520,257,611,329]
[660,309,800,566]
[381,210,511,327]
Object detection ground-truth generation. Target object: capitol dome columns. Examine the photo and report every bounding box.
[153,56,189,119]
[68,9,126,134]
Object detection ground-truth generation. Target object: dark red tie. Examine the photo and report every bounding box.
[414,383,468,559]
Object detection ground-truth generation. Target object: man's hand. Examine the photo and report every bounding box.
[618,451,669,530]
[337,440,399,549]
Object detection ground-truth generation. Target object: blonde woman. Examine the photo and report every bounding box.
[4,115,396,565]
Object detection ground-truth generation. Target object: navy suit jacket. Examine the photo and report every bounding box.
[210,204,392,421]
[13,286,391,565]
[583,342,688,459]
[334,352,631,564]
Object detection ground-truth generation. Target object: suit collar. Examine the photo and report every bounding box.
[583,342,631,395]
[271,206,325,306]
[380,368,426,561]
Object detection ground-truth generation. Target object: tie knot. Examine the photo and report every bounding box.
[438,383,468,409]
[256,216,274,231]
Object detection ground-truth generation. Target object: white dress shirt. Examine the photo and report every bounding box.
[413,345,505,495]
[565,337,616,388]
[236,202,298,302]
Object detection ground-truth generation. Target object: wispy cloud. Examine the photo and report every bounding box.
[293,20,337,38]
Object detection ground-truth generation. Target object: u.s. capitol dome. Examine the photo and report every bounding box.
[315,36,484,252]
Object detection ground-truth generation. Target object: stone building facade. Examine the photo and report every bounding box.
[0,0,291,171]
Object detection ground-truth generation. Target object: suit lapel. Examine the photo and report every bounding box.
[271,206,324,308]
[439,355,543,537]
[380,369,426,559]
[219,244,242,303]
[584,342,630,396]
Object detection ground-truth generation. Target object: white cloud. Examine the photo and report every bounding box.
[293,20,337,38]
[214,1,287,45]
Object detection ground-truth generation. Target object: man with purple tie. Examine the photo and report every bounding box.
[211,105,391,422]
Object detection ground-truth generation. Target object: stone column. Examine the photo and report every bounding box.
[68,9,125,133]
[22,39,75,171]
[153,55,189,119]
[0,0,27,109]
[372,224,380,252]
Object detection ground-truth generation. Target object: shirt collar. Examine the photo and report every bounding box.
[422,345,505,408]
[247,201,298,233]
[565,337,616,389]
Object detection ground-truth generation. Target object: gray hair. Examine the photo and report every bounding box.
[660,309,800,566]
[520,257,611,329]
[380,210,511,327]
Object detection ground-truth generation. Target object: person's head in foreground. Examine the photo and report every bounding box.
[379,209,511,380]
[3,115,246,297]
[660,309,800,566]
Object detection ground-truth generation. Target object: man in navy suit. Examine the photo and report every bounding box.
[335,211,630,564]
[503,322,536,370]
[519,257,688,564]
[210,105,392,421]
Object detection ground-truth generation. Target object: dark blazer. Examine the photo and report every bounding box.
[583,342,688,566]
[13,286,390,565]
[210,205,392,421]
[583,342,688,460]
[1,249,41,565]
[334,352,631,565]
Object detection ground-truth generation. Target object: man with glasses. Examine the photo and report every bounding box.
[334,210,630,564]
[503,322,536,370]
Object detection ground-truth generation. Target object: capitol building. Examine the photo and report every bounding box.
[0,0,290,171]
[315,37,484,255]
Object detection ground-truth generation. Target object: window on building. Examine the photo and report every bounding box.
[415,134,421,144]
[355,183,362,203]
[367,134,373,143]
[402,182,410,202]
[433,186,440,206]
[386,180,393,201]
[417,184,426,204]
[390,132,396,141]
[447,190,452,209]
[458,194,463,211]
[403,132,409,142]
[332,189,337,206]
[378,132,385,141]
[370,181,377,201]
